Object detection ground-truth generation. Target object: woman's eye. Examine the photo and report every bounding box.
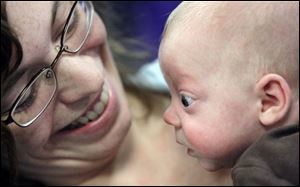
[15,84,37,113]
[180,94,194,108]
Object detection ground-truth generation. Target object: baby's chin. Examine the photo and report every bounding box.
[199,158,229,172]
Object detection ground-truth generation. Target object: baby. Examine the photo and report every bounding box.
[159,1,299,185]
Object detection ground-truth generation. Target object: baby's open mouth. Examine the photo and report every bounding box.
[59,82,109,132]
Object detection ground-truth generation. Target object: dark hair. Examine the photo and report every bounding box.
[1,3,23,82]
[93,2,152,78]
[93,2,157,115]
[1,1,23,185]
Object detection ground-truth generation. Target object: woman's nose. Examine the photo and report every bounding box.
[163,106,181,127]
[55,55,104,104]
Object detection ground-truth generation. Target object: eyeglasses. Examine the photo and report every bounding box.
[1,1,94,127]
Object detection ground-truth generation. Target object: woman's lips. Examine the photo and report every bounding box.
[51,79,120,141]
[60,82,109,131]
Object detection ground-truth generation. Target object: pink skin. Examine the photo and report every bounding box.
[3,2,131,185]
[159,13,265,171]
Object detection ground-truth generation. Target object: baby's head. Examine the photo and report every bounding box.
[159,1,299,171]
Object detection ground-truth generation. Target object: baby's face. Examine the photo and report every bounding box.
[159,15,262,171]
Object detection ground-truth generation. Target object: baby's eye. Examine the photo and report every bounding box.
[180,94,194,108]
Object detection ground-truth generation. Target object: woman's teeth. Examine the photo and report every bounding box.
[61,83,109,131]
[76,89,108,123]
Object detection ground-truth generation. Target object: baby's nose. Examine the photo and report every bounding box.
[163,106,181,127]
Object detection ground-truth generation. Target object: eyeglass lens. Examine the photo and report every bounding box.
[12,69,56,126]
[63,1,92,52]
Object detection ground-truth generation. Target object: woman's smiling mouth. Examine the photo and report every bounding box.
[52,79,120,141]
[60,82,109,132]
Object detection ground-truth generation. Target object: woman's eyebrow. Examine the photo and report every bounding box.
[51,1,61,26]
[2,70,26,95]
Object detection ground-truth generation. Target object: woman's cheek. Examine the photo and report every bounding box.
[12,111,53,151]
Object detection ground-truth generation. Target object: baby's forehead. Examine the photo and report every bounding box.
[164,2,203,35]
[163,2,229,43]
[162,2,265,58]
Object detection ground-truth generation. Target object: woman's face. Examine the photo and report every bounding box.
[2,1,131,183]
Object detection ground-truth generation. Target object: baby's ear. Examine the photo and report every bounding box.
[255,74,292,127]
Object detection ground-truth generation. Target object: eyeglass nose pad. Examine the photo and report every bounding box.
[55,45,61,52]
[46,69,54,79]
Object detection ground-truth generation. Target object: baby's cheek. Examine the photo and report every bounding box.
[184,125,231,159]
[184,127,211,154]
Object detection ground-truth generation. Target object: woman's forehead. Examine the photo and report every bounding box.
[6,1,53,26]
[6,2,54,65]
[6,1,53,37]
